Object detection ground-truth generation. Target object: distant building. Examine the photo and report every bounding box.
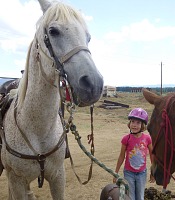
[130,87,143,93]
[103,85,116,97]
[130,87,151,93]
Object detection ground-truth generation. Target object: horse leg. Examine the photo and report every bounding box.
[7,170,29,200]
[48,166,65,200]
[27,184,37,200]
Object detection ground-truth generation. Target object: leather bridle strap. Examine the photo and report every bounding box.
[60,46,90,64]
[0,125,66,188]
[43,28,91,75]
[44,30,64,75]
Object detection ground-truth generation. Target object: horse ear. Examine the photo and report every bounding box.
[142,88,161,105]
[38,0,51,13]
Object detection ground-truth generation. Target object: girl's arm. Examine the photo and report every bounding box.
[148,143,153,163]
[113,144,126,183]
[115,144,126,173]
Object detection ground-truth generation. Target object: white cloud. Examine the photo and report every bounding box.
[89,19,175,86]
[104,19,175,43]
[2,0,41,35]
[0,36,32,54]
[0,0,42,52]
[82,13,93,22]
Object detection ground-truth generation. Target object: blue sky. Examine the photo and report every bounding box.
[0,0,175,86]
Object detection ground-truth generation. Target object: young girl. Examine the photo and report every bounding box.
[113,108,155,200]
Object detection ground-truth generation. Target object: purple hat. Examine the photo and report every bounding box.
[128,108,148,125]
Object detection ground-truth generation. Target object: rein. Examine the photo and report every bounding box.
[152,95,175,188]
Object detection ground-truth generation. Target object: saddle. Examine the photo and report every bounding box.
[0,93,15,176]
[0,79,20,176]
[0,79,19,121]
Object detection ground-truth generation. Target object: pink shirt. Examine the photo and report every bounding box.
[121,133,152,172]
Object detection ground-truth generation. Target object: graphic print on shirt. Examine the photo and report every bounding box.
[129,140,147,170]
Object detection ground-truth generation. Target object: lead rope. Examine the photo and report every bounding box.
[62,103,94,185]
[64,101,129,198]
[58,79,94,184]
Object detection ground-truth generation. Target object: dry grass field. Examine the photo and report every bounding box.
[1,92,175,199]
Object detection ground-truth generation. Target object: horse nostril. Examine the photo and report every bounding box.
[79,75,93,92]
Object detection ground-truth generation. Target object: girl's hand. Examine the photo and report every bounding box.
[113,177,117,183]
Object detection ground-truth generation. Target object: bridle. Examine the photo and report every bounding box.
[35,28,91,88]
[152,95,175,188]
[43,28,90,78]
[1,27,91,188]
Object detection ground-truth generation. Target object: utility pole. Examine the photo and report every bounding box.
[161,62,162,95]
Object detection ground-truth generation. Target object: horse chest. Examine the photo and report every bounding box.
[3,148,64,180]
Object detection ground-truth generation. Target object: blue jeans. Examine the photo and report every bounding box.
[124,169,147,200]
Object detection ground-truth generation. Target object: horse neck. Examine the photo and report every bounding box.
[17,40,61,134]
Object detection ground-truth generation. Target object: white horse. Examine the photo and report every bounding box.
[0,0,103,199]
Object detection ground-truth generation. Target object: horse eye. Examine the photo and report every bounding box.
[48,27,60,36]
[86,33,91,43]
[88,35,91,43]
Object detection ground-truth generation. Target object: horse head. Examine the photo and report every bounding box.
[35,0,103,107]
[142,88,175,187]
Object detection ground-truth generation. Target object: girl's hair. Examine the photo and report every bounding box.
[127,120,147,132]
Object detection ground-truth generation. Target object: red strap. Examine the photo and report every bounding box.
[66,87,71,101]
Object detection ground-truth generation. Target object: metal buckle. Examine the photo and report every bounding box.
[37,154,46,162]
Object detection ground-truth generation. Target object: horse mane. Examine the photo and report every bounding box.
[16,41,32,109]
[37,1,88,31]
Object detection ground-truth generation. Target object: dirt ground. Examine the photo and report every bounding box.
[1,92,175,199]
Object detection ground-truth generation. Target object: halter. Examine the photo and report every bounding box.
[152,95,175,188]
[35,28,91,88]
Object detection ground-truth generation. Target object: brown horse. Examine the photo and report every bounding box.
[142,88,175,189]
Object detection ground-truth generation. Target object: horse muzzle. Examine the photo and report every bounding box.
[71,76,103,107]
[151,164,171,186]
